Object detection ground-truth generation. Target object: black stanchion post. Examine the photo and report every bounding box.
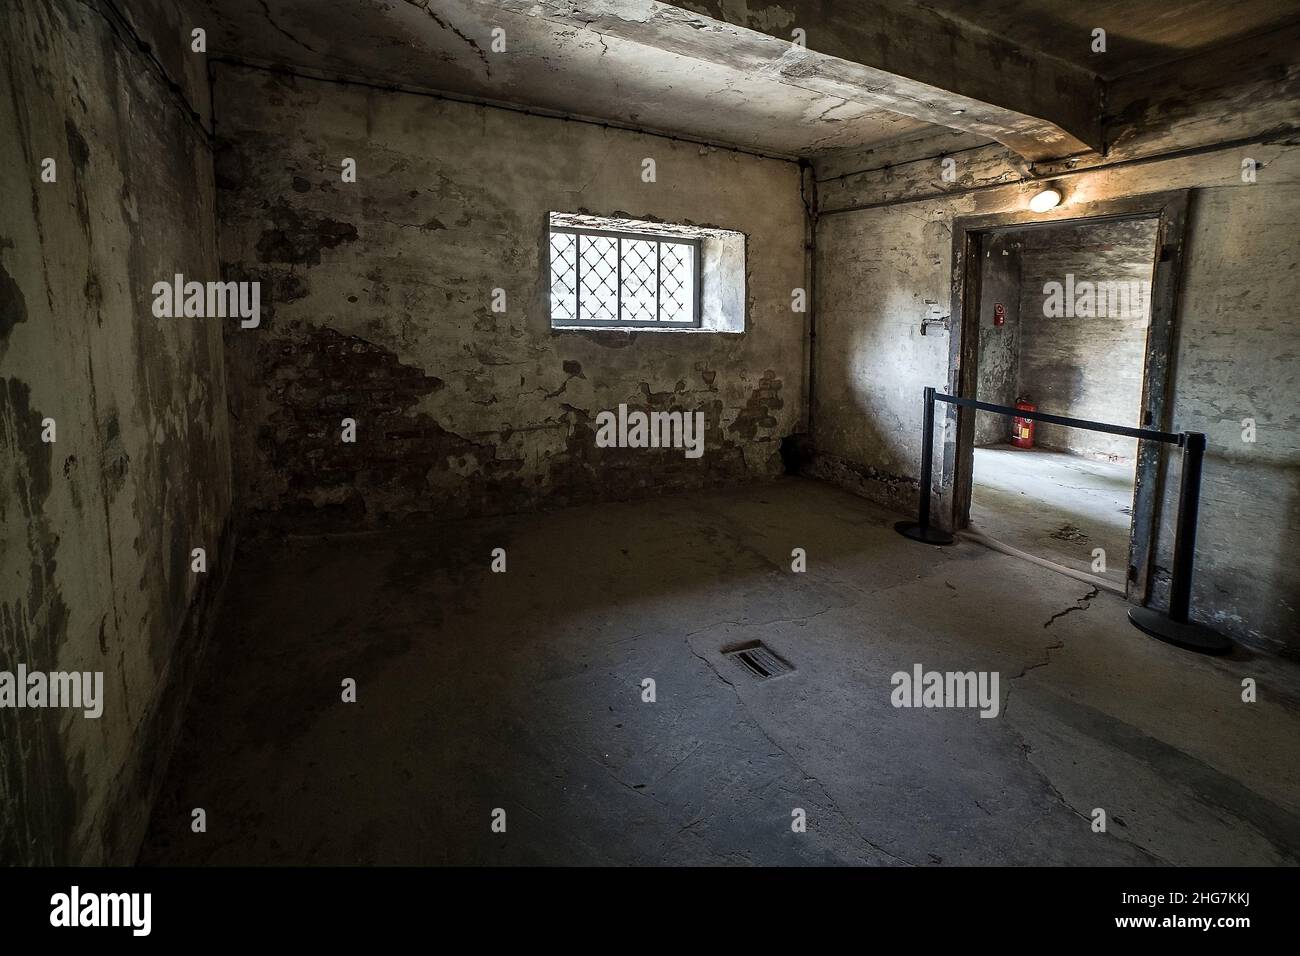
[1168,431,1206,623]
[895,386,955,545]
[1129,431,1232,654]
[918,386,935,530]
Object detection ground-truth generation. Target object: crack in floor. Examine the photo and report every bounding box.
[1003,585,1175,866]
[1043,586,1100,628]
[1028,749,1173,866]
[672,555,1118,866]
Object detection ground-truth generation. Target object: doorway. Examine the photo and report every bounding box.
[945,191,1191,602]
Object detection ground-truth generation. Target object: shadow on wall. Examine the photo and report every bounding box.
[1157,450,1300,659]
[805,208,959,515]
[1285,472,1300,656]
[807,300,934,514]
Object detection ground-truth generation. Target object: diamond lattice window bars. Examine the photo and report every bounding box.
[549,225,700,328]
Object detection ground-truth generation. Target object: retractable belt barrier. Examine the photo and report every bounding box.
[894,387,1231,655]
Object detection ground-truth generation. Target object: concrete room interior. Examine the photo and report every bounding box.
[2,0,1299,869]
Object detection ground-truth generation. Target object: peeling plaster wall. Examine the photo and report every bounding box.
[213,64,806,531]
[0,0,232,864]
[811,145,1300,656]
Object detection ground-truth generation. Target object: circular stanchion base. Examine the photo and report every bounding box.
[894,521,956,546]
[1128,606,1232,655]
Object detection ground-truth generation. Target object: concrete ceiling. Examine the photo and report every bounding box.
[190,1,1296,161]
[193,0,942,159]
[907,0,1300,79]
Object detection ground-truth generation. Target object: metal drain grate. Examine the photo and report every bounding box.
[722,641,794,680]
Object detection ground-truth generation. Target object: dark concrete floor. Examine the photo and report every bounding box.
[139,478,1300,865]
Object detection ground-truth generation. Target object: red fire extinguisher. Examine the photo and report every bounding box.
[1011,396,1036,448]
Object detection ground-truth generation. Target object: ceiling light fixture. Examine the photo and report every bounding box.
[1029,188,1062,213]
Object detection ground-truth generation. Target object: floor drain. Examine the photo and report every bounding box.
[722,640,794,680]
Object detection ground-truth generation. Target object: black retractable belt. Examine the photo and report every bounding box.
[894,388,1231,655]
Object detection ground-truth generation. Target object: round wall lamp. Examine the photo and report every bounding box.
[1028,187,1062,213]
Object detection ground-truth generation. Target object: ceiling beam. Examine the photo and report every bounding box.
[470,0,1101,161]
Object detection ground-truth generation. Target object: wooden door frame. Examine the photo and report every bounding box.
[944,189,1191,603]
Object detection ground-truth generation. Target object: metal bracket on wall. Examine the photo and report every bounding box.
[920,300,950,336]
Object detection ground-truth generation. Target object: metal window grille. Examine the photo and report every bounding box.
[549,225,701,328]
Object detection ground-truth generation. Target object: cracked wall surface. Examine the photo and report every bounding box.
[0,0,232,864]
[213,63,807,531]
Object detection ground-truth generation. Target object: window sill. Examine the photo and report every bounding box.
[550,324,743,335]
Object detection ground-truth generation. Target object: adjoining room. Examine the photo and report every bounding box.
[970,218,1158,588]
